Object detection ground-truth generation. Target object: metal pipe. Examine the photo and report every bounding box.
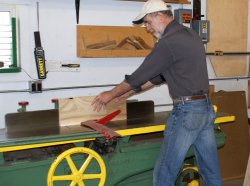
[155,104,173,107]
[209,76,250,81]
[206,51,250,56]
[0,84,118,94]
[1,76,250,94]
[0,89,29,93]
[43,84,118,91]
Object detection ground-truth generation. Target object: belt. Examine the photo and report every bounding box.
[174,94,207,102]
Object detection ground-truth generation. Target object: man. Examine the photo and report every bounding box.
[92,0,222,185]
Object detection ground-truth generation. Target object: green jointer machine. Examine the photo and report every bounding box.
[0,101,234,186]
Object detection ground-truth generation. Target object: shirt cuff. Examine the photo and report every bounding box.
[124,75,142,92]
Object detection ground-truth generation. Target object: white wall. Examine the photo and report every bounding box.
[0,0,248,129]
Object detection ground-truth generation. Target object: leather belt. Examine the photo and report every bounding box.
[174,94,207,102]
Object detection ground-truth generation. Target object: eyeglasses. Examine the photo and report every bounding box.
[143,13,158,27]
[143,19,152,27]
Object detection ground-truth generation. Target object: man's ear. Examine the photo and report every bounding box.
[157,12,166,23]
[158,12,172,24]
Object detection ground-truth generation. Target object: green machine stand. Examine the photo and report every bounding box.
[0,106,234,186]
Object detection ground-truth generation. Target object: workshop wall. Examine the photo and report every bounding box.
[0,0,249,129]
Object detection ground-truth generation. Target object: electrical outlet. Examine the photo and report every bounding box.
[29,81,42,93]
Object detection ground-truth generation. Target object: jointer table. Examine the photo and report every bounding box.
[0,108,235,186]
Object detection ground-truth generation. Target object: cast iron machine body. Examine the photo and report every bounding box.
[0,102,234,186]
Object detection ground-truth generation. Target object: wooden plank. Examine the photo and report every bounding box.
[209,84,215,98]
[77,25,155,58]
[248,81,250,107]
[59,96,127,126]
[207,0,248,77]
[211,91,250,180]
[86,40,117,49]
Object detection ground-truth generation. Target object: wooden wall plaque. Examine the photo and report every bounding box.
[211,91,250,180]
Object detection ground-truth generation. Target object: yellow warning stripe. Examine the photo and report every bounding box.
[0,138,94,153]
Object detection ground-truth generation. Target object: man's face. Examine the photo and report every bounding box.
[143,13,164,39]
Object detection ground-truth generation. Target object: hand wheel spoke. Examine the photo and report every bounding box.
[66,154,79,174]
[83,173,102,180]
[69,181,78,186]
[77,181,85,186]
[79,154,94,174]
[52,175,74,181]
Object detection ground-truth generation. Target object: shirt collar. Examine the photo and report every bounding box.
[162,20,177,36]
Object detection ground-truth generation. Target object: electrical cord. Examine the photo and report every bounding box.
[20,67,41,81]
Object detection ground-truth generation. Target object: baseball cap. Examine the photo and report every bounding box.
[132,0,169,25]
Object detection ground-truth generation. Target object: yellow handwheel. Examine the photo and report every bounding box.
[176,164,202,186]
[188,180,199,186]
[213,105,218,113]
[47,147,106,186]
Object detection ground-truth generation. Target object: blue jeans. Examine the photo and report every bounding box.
[153,98,222,186]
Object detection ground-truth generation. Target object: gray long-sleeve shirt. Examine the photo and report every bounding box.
[125,20,209,99]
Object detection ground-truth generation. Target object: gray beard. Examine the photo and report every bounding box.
[154,32,163,39]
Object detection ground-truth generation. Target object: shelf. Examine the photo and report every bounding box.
[77,25,155,58]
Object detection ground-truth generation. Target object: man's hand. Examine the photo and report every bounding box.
[92,81,132,112]
[92,91,113,112]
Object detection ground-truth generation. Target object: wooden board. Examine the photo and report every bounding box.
[244,155,250,185]
[248,81,250,107]
[211,91,250,180]
[59,96,127,126]
[207,0,248,76]
[77,25,155,58]
[209,84,215,98]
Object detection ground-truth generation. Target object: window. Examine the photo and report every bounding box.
[0,6,19,73]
